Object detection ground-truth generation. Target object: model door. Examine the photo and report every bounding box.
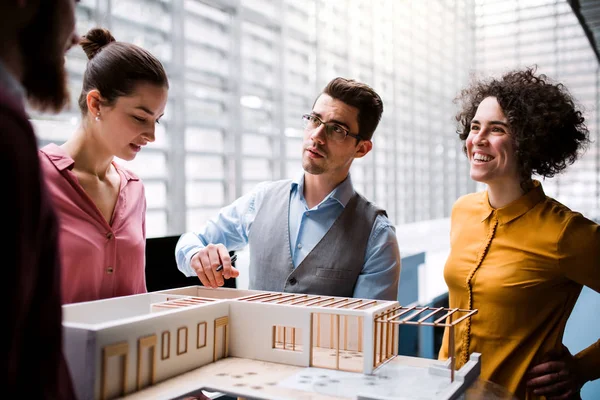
[101,342,128,400]
[137,335,157,391]
[213,316,229,362]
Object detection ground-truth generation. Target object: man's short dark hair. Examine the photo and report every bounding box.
[319,77,384,141]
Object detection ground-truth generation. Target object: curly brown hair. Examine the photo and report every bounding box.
[455,67,590,185]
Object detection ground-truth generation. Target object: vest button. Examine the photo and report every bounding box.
[289,277,297,285]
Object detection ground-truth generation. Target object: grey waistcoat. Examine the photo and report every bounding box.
[248,179,386,297]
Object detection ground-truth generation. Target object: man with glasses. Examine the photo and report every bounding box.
[176,77,400,301]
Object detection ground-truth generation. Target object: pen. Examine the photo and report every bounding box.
[216,254,237,272]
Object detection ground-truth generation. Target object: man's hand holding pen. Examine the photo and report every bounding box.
[190,243,240,288]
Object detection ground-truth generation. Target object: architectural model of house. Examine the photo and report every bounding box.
[62,286,480,400]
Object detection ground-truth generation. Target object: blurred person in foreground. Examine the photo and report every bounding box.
[39,27,169,304]
[439,67,599,399]
[0,0,79,397]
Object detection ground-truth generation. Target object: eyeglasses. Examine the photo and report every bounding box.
[302,114,363,142]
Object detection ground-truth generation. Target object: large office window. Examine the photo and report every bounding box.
[475,0,600,221]
[29,0,598,238]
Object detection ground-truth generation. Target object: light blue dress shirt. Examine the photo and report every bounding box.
[175,174,401,300]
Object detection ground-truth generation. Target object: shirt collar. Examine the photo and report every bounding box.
[480,180,546,225]
[291,173,355,208]
[40,143,140,181]
[0,60,26,105]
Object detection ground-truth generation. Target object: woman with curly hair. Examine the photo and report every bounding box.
[438,67,599,399]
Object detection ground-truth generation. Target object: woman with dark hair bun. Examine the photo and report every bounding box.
[39,27,169,304]
[438,67,599,399]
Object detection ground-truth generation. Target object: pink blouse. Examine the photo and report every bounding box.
[39,144,147,304]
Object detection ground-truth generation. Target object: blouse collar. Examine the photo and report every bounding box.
[480,180,546,225]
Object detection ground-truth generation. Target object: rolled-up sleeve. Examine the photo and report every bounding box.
[175,182,268,277]
[352,215,401,301]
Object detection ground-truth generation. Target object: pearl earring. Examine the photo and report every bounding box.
[95,112,100,122]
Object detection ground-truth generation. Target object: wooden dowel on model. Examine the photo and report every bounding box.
[336,299,362,308]
[238,292,278,302]
[335,315,340,369]
[358,317,363,352]
[434,309,459,325]
[379,314,384,364]
[449,325,455,382]
[330,314,334,348]
[316,314,321,347]
[372,317,378,367]
[343,315,348,351]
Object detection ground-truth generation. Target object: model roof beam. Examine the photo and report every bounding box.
[288,296,314,305]
[260,293,298,303]
[378,306,478,327]
[334,298,363,308]
[303,296,334,307]
[434,308,459,324]
[275,294,308,304]
[417,307,445,323]
[351,300,378,310]
[237,292,278,302]
[321,298,350,308]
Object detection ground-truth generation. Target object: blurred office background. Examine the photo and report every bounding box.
[30,0,599,238]
[29,0,599,396]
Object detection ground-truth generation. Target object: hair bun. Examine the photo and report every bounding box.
[80,28,116,60]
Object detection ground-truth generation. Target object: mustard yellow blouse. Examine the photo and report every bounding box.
[438,181,600,399]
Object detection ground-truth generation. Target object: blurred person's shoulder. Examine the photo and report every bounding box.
[0,86,29,132]
[0,86,37,161]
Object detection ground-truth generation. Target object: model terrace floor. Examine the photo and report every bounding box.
[122,355,479,400]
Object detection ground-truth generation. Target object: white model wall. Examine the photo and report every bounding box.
[159,286,267,300]
[63,293,189,325]
[229,301,312,367]
[64,326,97,400]
[93,302,229,399]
